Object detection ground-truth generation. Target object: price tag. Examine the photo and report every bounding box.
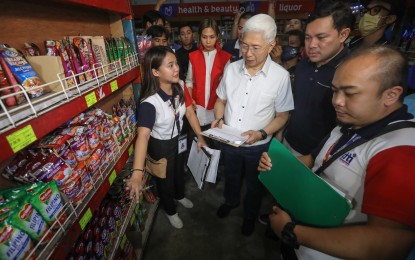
[110,80,118,92]
[6,125,37,153]
[79,208,92,230]
[85,92,97,107]
[120,235,128,249]
[128,145,134,156]
[109,170,117,185]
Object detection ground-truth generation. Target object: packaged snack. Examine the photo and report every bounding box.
[73,37,94,80]
[40,152,73,185]
[85,145,104,179]
[64,127,90,162]
[59,170,82,203]
[0,48,45,98]
[29,181,67,227]
[74,162,93,194]
[45,40,59,56]
[55,40,76,88]
[0,200,19,223]
[23,43,40,57]
[0,55,25,105]
[87,39,103,77]
[6,198,52,245]
[3,151,30,180]
[0,223,35,260]
[0,61,17,107]
[66,41,86,84]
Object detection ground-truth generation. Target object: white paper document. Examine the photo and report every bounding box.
[195,105,215,126]
[187,138,220,189]
[202,124,249,147]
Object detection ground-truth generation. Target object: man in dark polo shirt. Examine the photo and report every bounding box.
[175,23,197,81]
[283,1,353,156]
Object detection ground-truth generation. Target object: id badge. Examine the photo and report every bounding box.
[178,134,187,154]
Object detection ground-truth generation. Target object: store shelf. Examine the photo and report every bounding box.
[134,200,160,260]
[32,131,137,260]
[0,56,139,164]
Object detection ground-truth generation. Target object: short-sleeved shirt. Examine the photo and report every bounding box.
[284,47,349,155]
[222,39,242,63]
[137,82,192,140]
[297,106,415,260]
[216,55,294,146]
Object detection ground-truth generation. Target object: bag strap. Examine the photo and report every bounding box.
[315,121,415,175]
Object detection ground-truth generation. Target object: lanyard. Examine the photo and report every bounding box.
[169,96,181,138]
[323,134,361,164]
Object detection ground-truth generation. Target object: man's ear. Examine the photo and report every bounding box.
[339,28,351,43]
[384,86,403,106]
[268,39,276,53]
[385,14,397,25]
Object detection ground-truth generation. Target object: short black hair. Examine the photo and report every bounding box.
[143,10,166,27]
[307,0,353,32]
[287,29,305,47]
[147,25,168,38]
[239,12,255,23]
[361,0,401,16]
[342,45,408,101]
[178,23,193,33]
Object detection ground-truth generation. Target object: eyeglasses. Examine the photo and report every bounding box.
[362,5,391,16]
[240,42,268,54]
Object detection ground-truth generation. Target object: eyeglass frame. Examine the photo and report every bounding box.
[362,5,391,16]
[239,41,272,54]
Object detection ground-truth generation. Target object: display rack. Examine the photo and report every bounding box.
[24,130,137,259]
[134,200,160,260]
[0,1,153,259]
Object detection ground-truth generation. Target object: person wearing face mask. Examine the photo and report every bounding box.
[349,0,398,50]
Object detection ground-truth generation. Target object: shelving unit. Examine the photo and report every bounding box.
[0,1,158,260]
[134,200,159,260]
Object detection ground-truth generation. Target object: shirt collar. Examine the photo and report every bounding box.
[340,105,414,139]
[157,89,172,102]
[240,55,272,77]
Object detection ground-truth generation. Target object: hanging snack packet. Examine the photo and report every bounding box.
[55,40,76,88]
[73,37,94,80]
[0,48,45,98]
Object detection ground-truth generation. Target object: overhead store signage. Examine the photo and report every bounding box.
[132,1,315,18]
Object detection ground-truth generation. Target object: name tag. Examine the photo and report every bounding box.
[178,134,187,154]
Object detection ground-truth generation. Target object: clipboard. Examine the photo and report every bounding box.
[258,139,352,227]
[187,139,211,189]
[202,124,249,147]
[187,138,221,189]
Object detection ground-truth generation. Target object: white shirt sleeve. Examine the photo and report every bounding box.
[216,63,229,101]
[275,71,295,112]
[185,62,193,88]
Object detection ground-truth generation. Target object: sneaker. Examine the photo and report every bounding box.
[216,204,238,218]
[177,198,193,208]
[166,213,183,229]
[258,213,270,225]
[241,218,255,236]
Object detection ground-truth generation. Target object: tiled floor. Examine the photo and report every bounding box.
[142,167,282,260]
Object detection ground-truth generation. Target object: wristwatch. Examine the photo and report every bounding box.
[281,222,300,249]
[259,129,267,140]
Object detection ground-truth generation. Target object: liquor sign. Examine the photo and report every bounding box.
[132,1,315,18]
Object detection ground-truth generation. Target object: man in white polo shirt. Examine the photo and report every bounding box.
[211,13,294,236]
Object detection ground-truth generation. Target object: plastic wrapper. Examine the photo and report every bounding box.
[0,48,45,98]
[73,37,94,80]
[5,198,52,245]
[0,223,35,260]
[45,40,58,56]
[23,43,40,57]
[136,35,152,64]
[0,55,25,105]
[29,181,67,227]
[55,40,76,88]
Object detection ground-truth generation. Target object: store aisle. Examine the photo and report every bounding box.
[142,168,282,260]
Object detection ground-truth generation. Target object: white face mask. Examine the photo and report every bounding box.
[358,13,384,37]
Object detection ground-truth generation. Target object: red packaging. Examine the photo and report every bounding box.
[0,61,16,107]
[55,40,76,88]
[65,127,91,162]
[0,55,25,105]
[59,172,82,203]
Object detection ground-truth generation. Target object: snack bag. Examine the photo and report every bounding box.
[29,181,66,227]
[0,223,35,260]
[55,40,76,88]
[6,198,52,245]
[0,48,45,98]
[0,55,26,105]
[73,37,94,80]
[23,43,40,57]
[3,151,30,180]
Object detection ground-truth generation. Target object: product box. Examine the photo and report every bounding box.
[25,56,67,93]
